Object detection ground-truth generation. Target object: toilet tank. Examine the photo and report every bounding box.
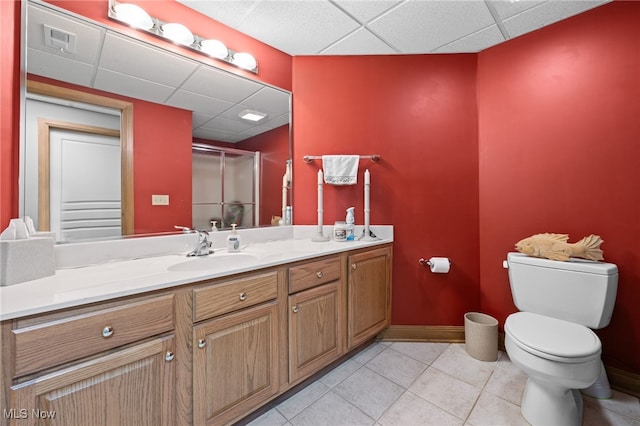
[506,252,618,329]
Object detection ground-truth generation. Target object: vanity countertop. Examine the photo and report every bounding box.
[0,226,392,321]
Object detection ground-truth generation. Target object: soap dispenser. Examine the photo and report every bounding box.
[226,224,241,252]
[345,207,355,241]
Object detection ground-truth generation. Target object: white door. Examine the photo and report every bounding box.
[50,129,121,241]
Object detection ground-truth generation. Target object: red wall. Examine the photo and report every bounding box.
[292,55,480,326]
[237,125,291,226]
[29,75,193,234]
[0,0,20,228]
[478,2,640,373]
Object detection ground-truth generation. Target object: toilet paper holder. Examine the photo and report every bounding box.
[419,257,451,267]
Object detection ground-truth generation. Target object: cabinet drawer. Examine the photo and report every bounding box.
[289,256,341,294]
[193,271,278,322]
[12,294,175,377]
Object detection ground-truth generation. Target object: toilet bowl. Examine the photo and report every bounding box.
[505,311,602,426]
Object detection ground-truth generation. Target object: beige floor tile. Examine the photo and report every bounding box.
[483,363,527,406]
[290,391,374,426]
[432,345,497,388]
[276,381,330,420]
[389,341,450,365]
[334,366,405,420]
[365,347,427,388]
[319,358,363,388]
[247,408,289,426]
[409,367,481,420]
[379,391,464,426]
[466,391,529,426]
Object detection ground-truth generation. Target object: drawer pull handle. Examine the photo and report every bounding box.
[316,271,323,278]
[165,351,175,362]
[239,292,247,301]
[102,326,114,338]
[352,263,357,270]
[292,306,299,314]
[198,339,207,349]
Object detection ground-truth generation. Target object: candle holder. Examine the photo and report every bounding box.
[313,169,329,242]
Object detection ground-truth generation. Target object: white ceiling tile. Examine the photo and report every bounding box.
[434,25,506,53]
[322,27,398,55]
[369,0,496,53]
[331,0,402,24]
[93,69,176,104]
[166,90,234,114]
[27,49,95,87]
[178,1,259,31]
[241,87,291,116]
[503,0,612,39]
[487,0,547,20]
[99,32,199,88]
[180,65,264,103]
[27,3,104,65]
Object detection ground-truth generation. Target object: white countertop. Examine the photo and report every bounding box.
[0,225,392,320]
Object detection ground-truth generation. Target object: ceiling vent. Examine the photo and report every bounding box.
[43,24,77,53]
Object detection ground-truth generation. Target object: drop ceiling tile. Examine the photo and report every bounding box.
[93,69,176,104]
[193,127,236,141]
[332,0,402,24]
[369,0,496,53]
[241,87,291,116]
[27,3,104,65]
[99,32,199,88]
[180,65,264,103]
[487,0,547,20]
[166,90,234,114]
[434,25,506,53]
[27,49,95,87]
[183,0,361,55]
[177,1,258,31]
[503,0,611,39]
[322,27,397,55]
[192,112,215,128]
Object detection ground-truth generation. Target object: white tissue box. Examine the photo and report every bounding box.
[0,237,56,286]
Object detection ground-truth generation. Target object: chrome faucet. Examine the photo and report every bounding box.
[175,226,213,256]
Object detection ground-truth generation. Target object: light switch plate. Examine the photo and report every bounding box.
[152,194,169,205]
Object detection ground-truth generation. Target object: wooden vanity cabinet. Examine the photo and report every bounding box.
[288,256,344,384]
[5,294,177,426]
[347,246,392,349]
[191,271,281,426]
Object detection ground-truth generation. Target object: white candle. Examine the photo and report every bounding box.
[317,170,324,227]
[364,169,371,235]
[282,173,287,214]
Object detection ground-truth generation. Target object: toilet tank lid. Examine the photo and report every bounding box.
[507,252,618,276]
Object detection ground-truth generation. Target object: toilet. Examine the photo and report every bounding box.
[504,252,618,426]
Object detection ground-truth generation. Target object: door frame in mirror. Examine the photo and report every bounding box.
[27,80,134,235]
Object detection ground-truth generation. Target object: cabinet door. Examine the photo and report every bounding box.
[193,301,279,426]
[9,335,176,426]
[289,281,343,383]
[348,247,392,349]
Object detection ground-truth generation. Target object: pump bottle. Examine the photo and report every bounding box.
[346,207,355,241]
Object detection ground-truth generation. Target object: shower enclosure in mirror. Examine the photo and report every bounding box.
[192,145,259,230]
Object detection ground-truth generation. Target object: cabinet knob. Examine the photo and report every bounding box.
[239,292,247,301]
[316,271,323,278]
[292,306,299,314]
[197,338,207,349]
[351,263,357,270]
[165,351,175,362]
[102,326,114,338]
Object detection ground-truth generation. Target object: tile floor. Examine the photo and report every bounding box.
[246,341,640,426]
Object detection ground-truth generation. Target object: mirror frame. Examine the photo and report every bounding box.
[26,79,135,236]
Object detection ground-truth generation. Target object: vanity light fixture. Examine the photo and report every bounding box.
[160,22,194,46]
[239,109,267,122]
[108,0,258,73]
[111,2,154,30]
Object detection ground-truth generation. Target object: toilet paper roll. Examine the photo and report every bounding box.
[429,257,450,273]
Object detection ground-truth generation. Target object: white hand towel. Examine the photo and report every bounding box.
[322,155,359,185]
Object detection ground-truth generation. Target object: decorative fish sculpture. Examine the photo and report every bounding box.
[515,233,604,262]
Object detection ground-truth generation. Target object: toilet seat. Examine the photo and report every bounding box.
[505,312,601,363]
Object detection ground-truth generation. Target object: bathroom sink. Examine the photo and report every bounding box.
[167,252,259,272]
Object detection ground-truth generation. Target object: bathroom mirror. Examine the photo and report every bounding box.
[20,0,292,242]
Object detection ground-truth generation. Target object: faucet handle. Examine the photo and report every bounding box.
[174,226,192,233]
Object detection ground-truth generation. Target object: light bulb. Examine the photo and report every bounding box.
[160,23,194,45]
[112,3,154,30]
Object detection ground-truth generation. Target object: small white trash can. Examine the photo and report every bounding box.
[464,312,498,362]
